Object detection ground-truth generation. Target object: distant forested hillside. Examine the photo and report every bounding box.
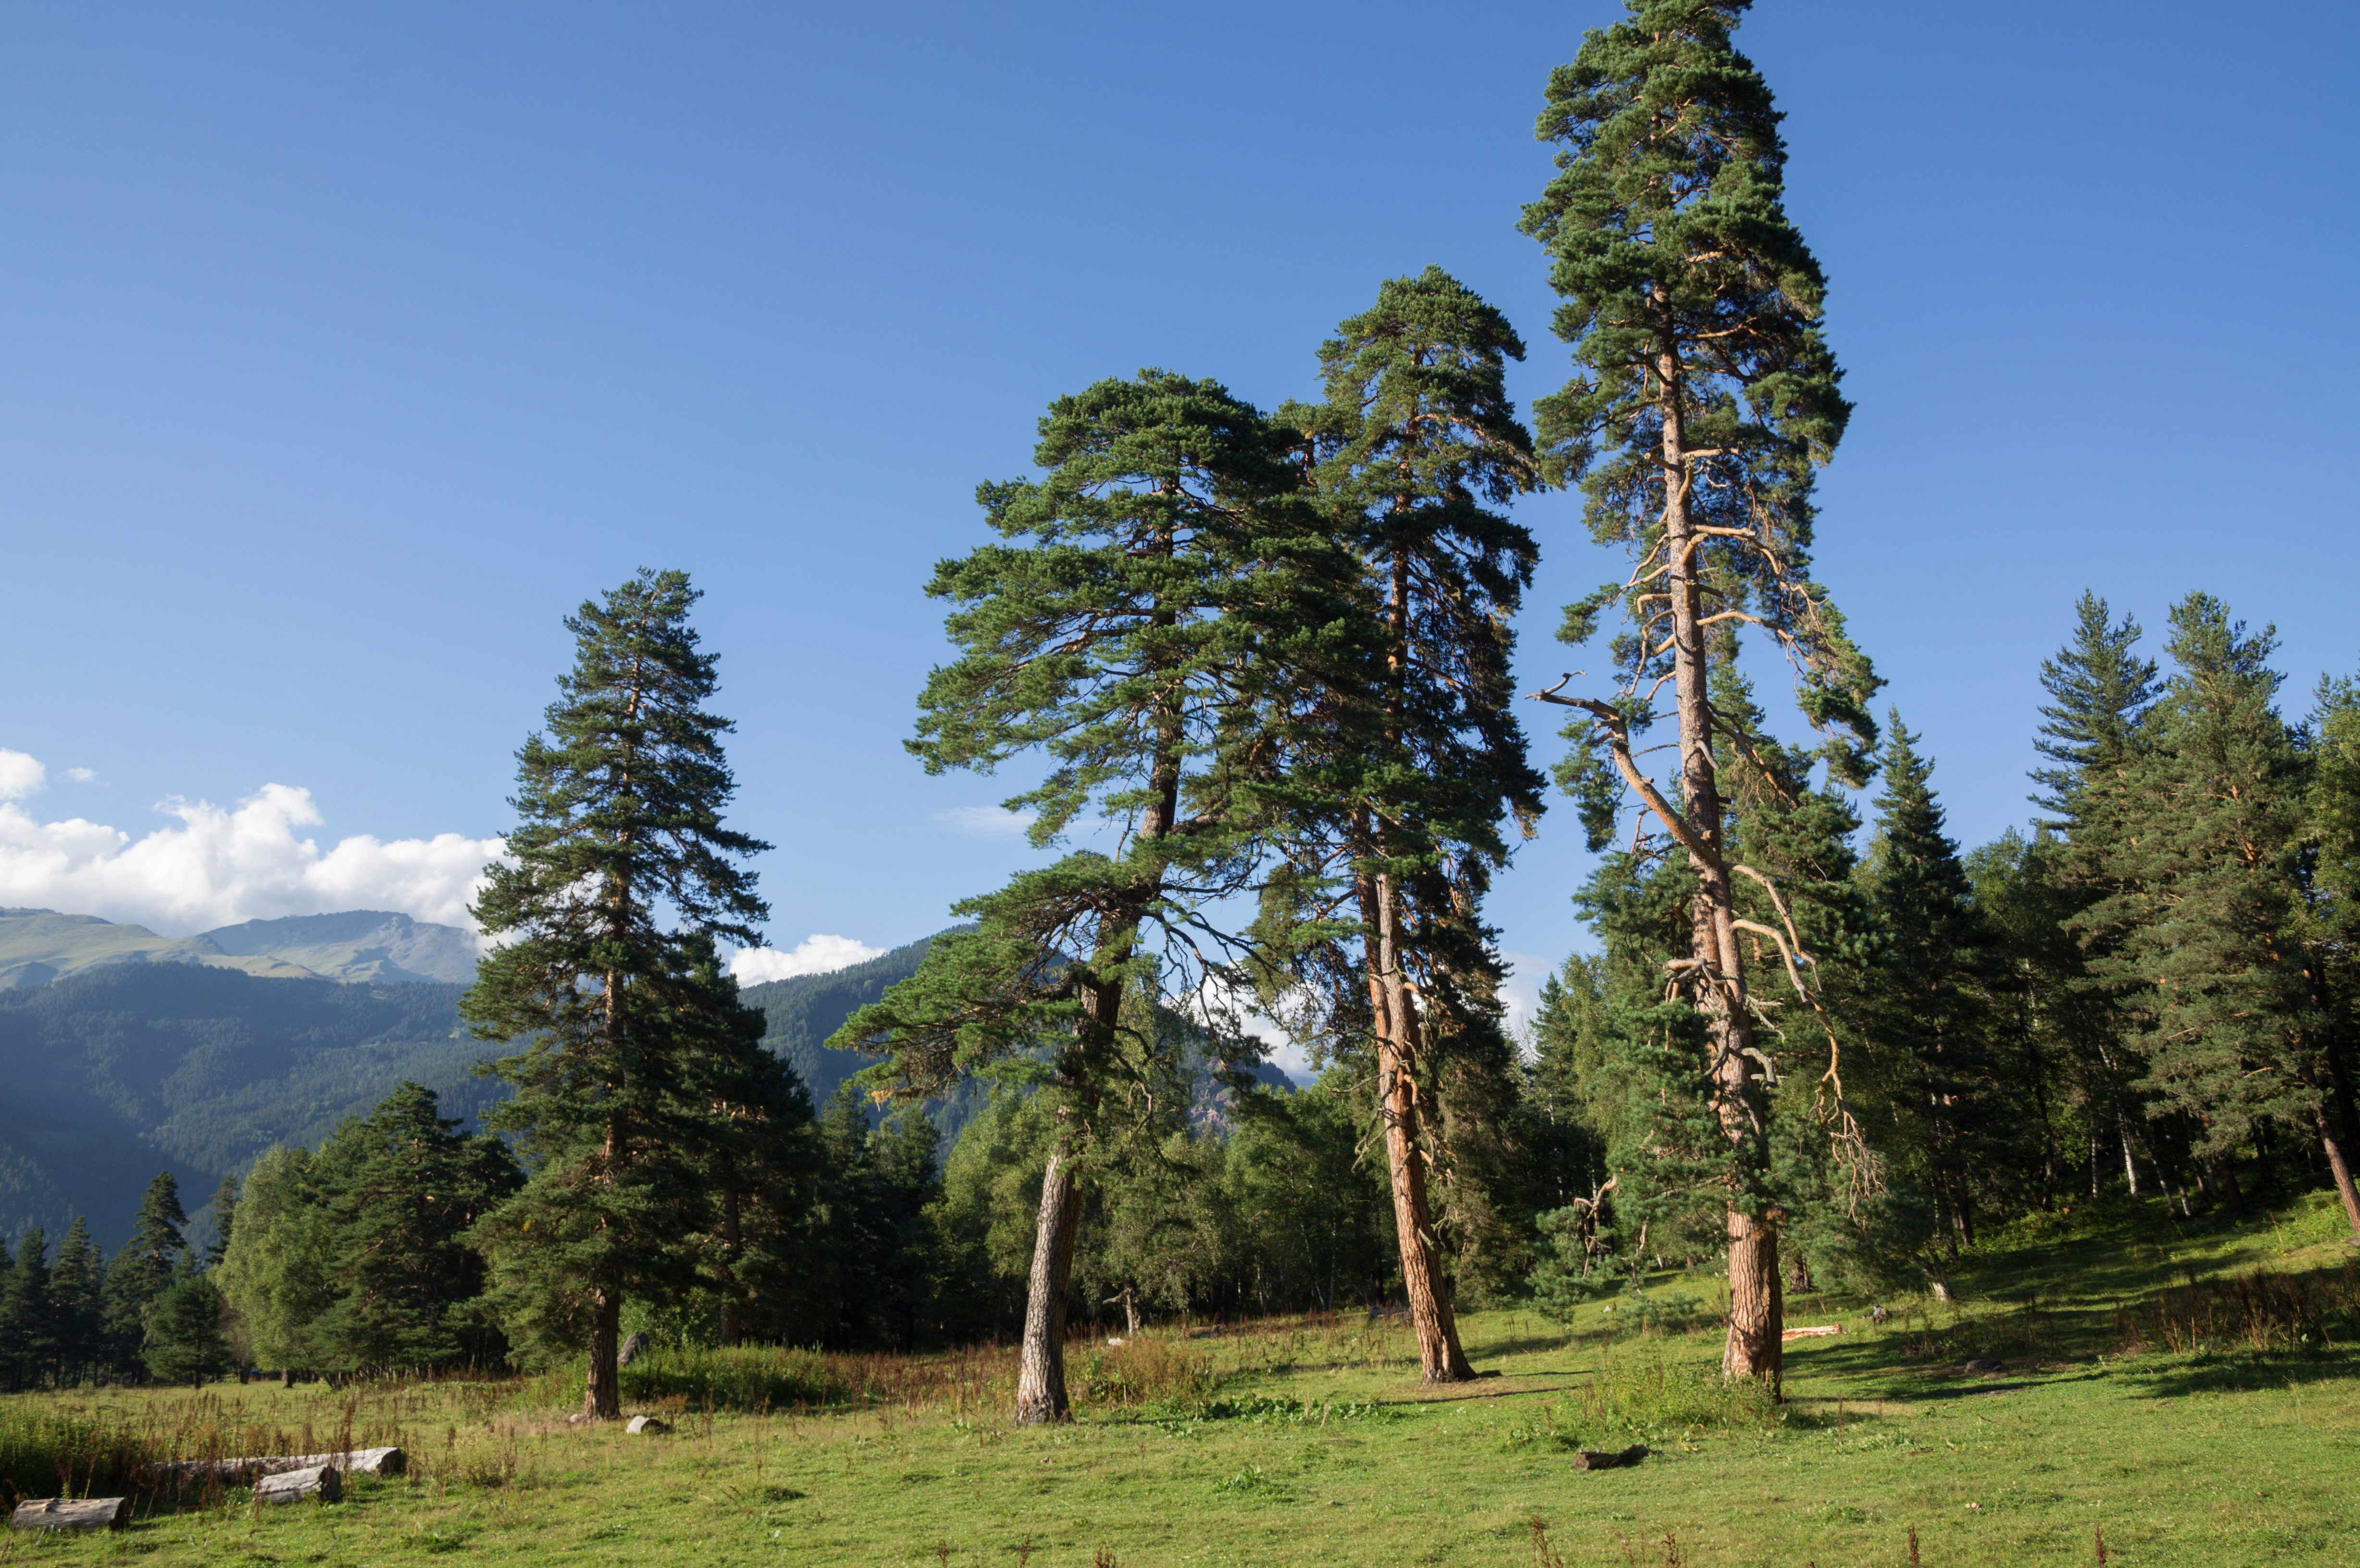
[738,932,996,1136]
[0,965,490,1250]
[0,928,1286,1254]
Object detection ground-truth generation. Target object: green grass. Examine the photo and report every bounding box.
[5,1190,2358,1566]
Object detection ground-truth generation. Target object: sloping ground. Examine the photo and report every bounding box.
[16,1193,2358,1565]
[0,908,321,987]
[199,909,483,984]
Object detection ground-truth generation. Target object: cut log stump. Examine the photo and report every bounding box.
[624,1416,669,1435]
[1570,1445,1649,1471]
[255,1467,342,1506]
[11,1497,131,1532]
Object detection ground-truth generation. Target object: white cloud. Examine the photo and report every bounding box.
[730,934,887,985]
[0,750,46,802]
[932,805,1038,837]
[0,766,504,937]
[65,768,97,784]
[1498,950,1554,1055]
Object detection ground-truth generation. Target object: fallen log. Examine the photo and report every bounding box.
[148,1446,403,1482]
[11,1497,131,1532]
[255,1467,342,1506]
[1570,1445,1649,1471]
[1781,1323,1843,1341]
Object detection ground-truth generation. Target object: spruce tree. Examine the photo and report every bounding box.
[1857,715,1998,1262]
[833,370,1347,1421]
[142,1272,231,1387]
[2028,593,2164,1198]
[1267,267,1543,1381]
[308,1082,524,1371]
[2084,595,2359,1227]
[103,1172,187,1366]
[0,1229,52,1392]
[49,1217,103,1387]
[1523,0,1878,1387]
[463,568,777,1419]
[203,1175,238,1267]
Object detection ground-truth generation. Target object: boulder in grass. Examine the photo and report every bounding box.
[1965,1358,2007,1374]
[255,1466,342,1505]
[11,1497,131,1532]
[618,1331,652,1367]
[625,1416,670,1435]
[1570,1445,1649,1471]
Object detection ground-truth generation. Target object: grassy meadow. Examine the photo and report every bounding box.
[4,1193,2357,1568]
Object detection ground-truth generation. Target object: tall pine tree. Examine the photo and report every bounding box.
[1267,267,1543,1381]
[834,371,1349,1421]
[1523,0,1877,1386]
[463,569,780,1419]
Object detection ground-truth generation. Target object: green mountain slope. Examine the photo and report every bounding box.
[199,910,482,984]
[0,908,321,987]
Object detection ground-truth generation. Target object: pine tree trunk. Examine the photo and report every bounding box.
[1013,1148,1082,1425]
[1652,331,1780,1390]
[2310,1103,2360,1237]
[1363,869,1473,1382]
[584,1288,621,1420]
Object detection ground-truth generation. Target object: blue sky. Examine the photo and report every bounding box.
[3,1,2355,1021]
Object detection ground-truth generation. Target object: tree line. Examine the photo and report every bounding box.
[7,2,2355,1419]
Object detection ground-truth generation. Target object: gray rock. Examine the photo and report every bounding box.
[618,1331,652,1367]
[1965,1358,2007,1374]
[625,1416,669,1436]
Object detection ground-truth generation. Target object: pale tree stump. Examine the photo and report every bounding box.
[11,1498,131,1532]
[255,1466,342,1505]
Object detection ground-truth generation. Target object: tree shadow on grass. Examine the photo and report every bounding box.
[2109,1347,2360,1399]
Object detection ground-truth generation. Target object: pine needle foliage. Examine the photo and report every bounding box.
[461,568,788,1418]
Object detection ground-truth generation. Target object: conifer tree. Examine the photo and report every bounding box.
[2305,673,2360,1215]
[103,1172,187,1365]
[1523,0,1877,1386]
[0,1229,52,1391]
[2084,596,2360,1228]
[833,370,1346,1421]
[1857,715,1998,1260]
[308,1082,524,1371]
[2028,593,2164,1192]
[143,1272,231,1387]
[49,1217,103,1387]
[1266,267,1543,1381]
[1964,829,2084,1213]
[463,568,777,1419]
[203,1175,238,1267]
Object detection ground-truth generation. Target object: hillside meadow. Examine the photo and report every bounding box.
[3,1195,2355,1568]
